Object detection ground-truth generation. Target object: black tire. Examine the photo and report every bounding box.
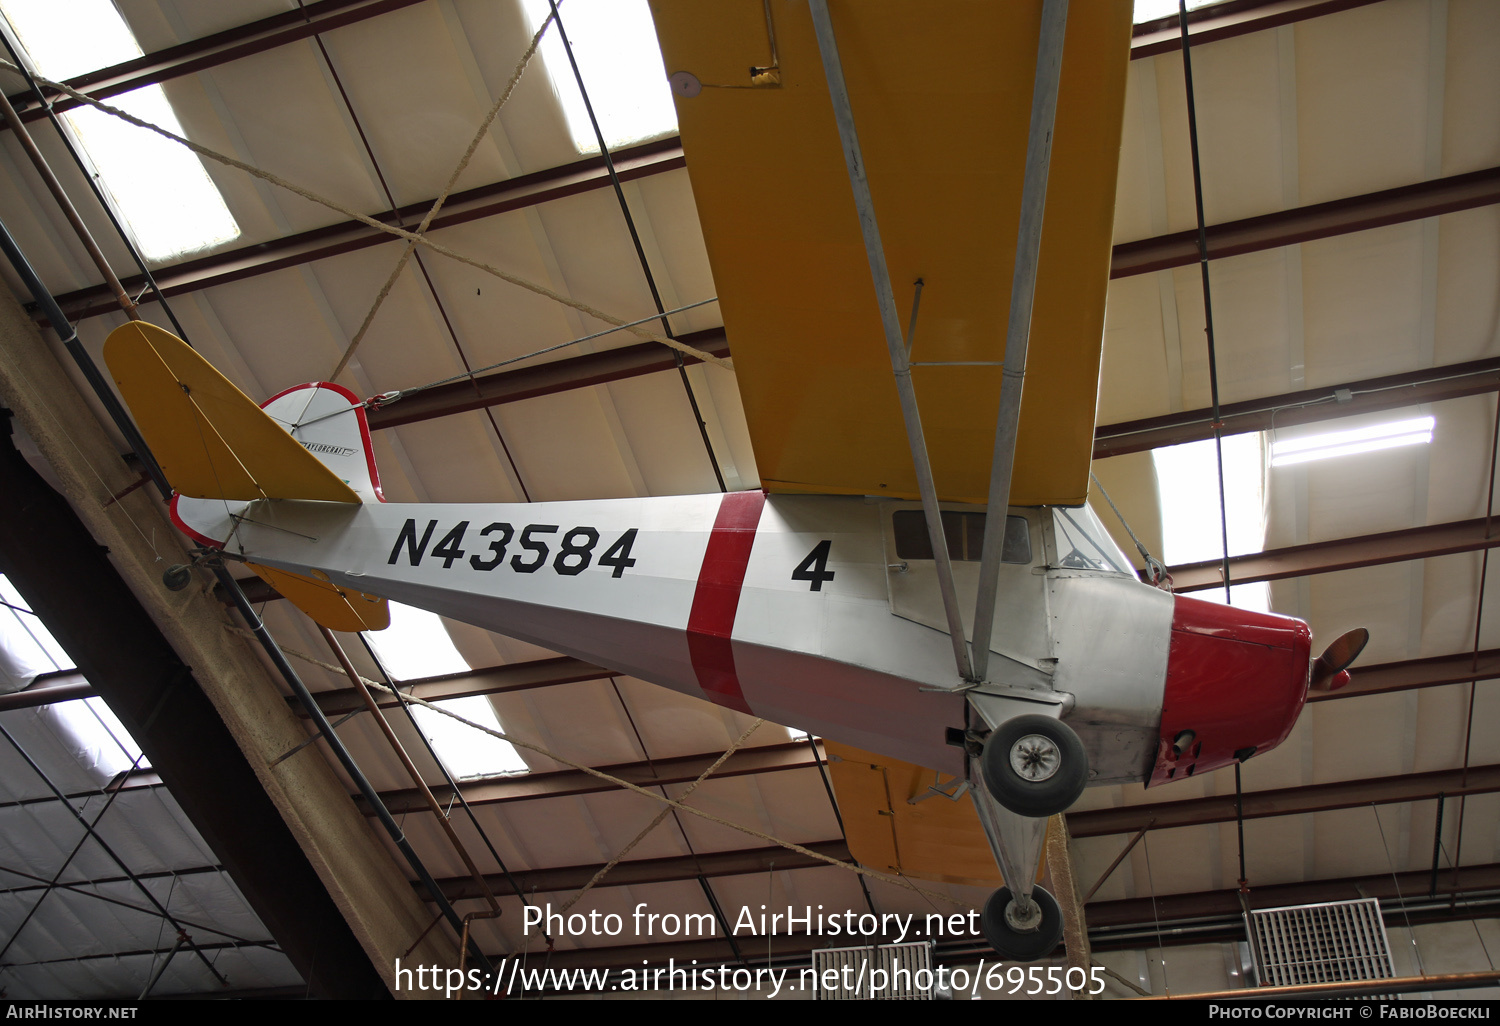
[980,885,1063,962]
[980,714,1088,817]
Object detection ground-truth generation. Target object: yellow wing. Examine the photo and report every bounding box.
[103,321,359,504]
[651,0,1132,505]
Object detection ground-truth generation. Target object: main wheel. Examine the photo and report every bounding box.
[980,885,1063,962]
[981,714,1088,817]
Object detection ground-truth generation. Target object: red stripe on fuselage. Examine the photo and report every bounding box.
[686,491,766,714]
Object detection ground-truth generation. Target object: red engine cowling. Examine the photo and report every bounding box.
[1148,594,1313,786]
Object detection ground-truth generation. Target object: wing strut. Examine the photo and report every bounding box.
[809,0,973,683]
[971,0,1070,683]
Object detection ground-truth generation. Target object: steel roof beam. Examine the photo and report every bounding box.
[1129,0,1384,59]
[0,672,93,711]
[424,840,851,903]
[49,138,686,322]
[1112,165,1500,279]
[1094,356,1500,458]
[1067,762,1500,838]
[49,153,1494,328]
[1,0,426,126]
[1311,647,1500,703]
[365,327,729,430]
[517,862,1500,971]
[289,655,613,717]
[1086,860,1500,929]
[1165,516,1500,591]
[294,642,1500,722]
[1,0,1368,132]
[360,742,819,815]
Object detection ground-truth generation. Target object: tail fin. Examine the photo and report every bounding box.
[103,322,389,632]
[261,382,384,503]
[103,321,359,503]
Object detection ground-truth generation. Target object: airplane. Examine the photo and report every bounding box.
[100,1,1368,963]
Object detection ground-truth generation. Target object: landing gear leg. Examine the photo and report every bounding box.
[965,749,1055,957]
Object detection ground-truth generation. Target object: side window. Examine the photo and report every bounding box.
[892,511,1031,564]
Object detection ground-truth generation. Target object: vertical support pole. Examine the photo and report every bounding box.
[971,0,1069,682]
[809,0,973,682]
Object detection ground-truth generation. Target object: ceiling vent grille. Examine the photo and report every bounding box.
[1245,897,1396,988]
[811,941,933,999]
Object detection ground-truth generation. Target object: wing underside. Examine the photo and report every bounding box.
[651,0,1133,506]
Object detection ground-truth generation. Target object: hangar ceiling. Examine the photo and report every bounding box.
[0,0,1497,999]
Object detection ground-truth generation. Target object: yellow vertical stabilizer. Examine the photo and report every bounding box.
[104,323,387,632]
[103,322,359,504]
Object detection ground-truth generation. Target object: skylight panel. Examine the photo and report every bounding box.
[520,0,678,154]
[410,696,528,779]
[1132,0,1228,24]
[364,602,527,778]
[0,0,240,261]
[0,575,70,679]
[363,601,470,681]
[0,576,146,778]
[1152,433,1270,612]
[1271,415,1434,468]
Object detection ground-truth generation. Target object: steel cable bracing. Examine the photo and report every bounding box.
[0,215,488,972]
[0,723,230,987]
[548,0,728,493]
[0,58,732,374]
[1451,390,1500,878]
[323,4,553,384]
[297,0,533,500]
[1178,0,1233,605]
[244,628,970,911]
[554,715,764,916]
[0,751,146,966]
[595,680,747,955]
[355,634,552,950]
[0,27,191,343]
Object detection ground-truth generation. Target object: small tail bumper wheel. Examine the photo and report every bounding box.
[981,885,1064,962]
[980,714,1089,818]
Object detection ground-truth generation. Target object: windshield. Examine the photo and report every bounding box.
[1052,506,1133,575]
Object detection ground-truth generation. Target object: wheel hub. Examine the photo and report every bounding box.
[1009,733,1061,782]
[1004,896,1043,933]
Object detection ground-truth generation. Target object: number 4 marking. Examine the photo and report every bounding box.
[792,540,835,592]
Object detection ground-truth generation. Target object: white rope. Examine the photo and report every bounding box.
[0,60,733,373]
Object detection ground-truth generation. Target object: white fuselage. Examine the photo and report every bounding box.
[180,491,1173,780]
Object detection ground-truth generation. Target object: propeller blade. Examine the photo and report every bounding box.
[1310,627,1369,691]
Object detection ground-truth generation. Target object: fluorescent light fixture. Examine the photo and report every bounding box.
[520,0,678,154]
[1,0,240,261]
[1152,433,1270,613]
[1271,416,1434,467]
[365,603,528,778]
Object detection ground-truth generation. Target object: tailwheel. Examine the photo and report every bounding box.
[980,885,1062,962]
[980,714,1088,817]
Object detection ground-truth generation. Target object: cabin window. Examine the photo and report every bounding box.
[892,511,1031,565]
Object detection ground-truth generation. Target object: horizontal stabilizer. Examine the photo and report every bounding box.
[103,322,358,503]
[824,739,1003,887]
[246,564,389,633]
